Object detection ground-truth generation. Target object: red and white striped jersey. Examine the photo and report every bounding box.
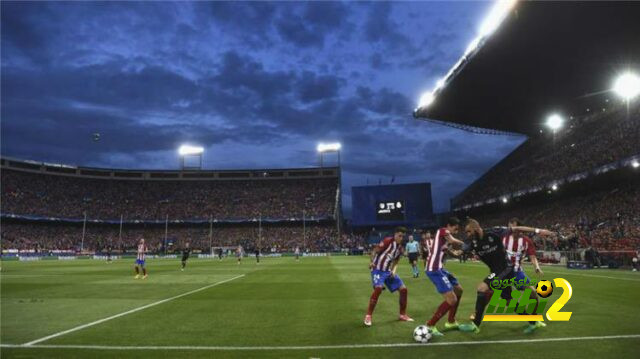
[426,228,449,272]
[502,233,536,271]
[421,238,432,256]
[372,237,403,272]
[137,244,146,261]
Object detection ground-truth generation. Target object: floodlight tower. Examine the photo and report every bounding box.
[178,145,204,170]
[317,142,343,241]
[317,142,342,167]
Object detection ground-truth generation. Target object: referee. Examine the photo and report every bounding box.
[406,234,420,278]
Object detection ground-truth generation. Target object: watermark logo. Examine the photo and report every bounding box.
[483,278,572,322]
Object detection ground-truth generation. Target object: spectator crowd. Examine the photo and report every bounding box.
[0,222,349,253]
[466,182,640,262]
[455,102,640,207]
[2,170,338,220]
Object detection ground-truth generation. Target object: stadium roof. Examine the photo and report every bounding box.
[413,1,640,135]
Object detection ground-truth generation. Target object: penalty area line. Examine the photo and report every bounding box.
[22,274,246,346]
[4,334,640,351]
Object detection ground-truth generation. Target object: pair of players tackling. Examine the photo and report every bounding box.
[365,218,553,335]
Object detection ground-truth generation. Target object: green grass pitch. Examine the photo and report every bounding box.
[2,256,640,358]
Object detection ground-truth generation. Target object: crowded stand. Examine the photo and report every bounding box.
[454,102,640,207]
[0,161,348,254]
[1,169,337,220]
[456,177,640,268]
[0,222,345,254]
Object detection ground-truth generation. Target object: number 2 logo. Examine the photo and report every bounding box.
[546,278,573,321]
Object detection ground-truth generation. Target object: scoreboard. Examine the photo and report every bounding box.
[351,183,433,227]
[376,200,405,221]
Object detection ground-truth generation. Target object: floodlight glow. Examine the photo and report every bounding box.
[501,197,508,204]
[418,91,434,108]
[465,37,481,56]
[317,143,341,153]
[551,184,558,191]
[545,114,564,131]
[632,160,640,169]
[613,72,640,100]
[178,145,204,156]
[479,0,518,37]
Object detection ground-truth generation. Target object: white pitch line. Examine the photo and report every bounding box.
[22,274,245,346]
[3,334,640,351]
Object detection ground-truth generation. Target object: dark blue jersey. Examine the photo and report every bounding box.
[464,227,510,273]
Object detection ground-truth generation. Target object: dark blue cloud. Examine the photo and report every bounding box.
[0,0,522,212]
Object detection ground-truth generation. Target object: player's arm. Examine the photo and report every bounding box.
[510,225,554,237]
[369,243,383,269]
[444,233,464,247]
[530,254,543,275]
[390,258,400,276]
[524,236,543,275]
[447,248,463,257]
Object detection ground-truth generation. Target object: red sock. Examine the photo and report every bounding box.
[399,288,408,315]
[427,301,451,326]
[367,287,383,315]
[448,293,461,323]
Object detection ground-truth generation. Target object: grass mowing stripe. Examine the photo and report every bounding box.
[539,271,640,282]
[22,274,245,346]
[4,334,640,350]
[447,261,640,282]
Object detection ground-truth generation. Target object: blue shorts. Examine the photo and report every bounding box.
[426,269,459,293]
[514,269,533,290]
[135,259,145,267]
[371,269,404,293]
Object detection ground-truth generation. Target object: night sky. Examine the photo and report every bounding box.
[1,1,525,213]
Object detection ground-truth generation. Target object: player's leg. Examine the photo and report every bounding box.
[385,275,412,321]
[134,263,140,279]
[462,266,517,333]
[459,280,492,333]
[141,261,147,279]
[445,274,463,329]
[515,271,546,333]
[425,270,456,335]
[365,270,386,326]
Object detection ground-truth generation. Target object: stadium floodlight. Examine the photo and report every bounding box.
[317,143,341,153]
[501,197,508,204]
[613,72,640,100]
[178,145,204,156]
[551,184,558,191]
[178,145,204,170]
[417,91,435,109]
[479,0,518,37]
[317,143,342,167]
[632,160,640,169]
[465,37,481,56]
[545,114,564,131]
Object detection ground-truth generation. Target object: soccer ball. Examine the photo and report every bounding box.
[413,325,431,343]
[536,280,554,298]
